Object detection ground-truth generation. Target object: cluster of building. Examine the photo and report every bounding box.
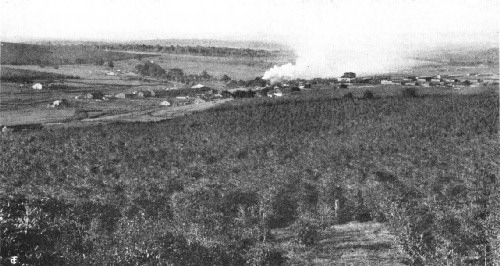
[70,85,219,108]
[338,72,498,88]
[224,86,285,98]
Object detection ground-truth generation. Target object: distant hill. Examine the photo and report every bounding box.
[28,39,291,51]
[1,41,292,66]
[414,46,499,66]
[0,42,156,65]
[126,39,291,51]
[1,42,52,65]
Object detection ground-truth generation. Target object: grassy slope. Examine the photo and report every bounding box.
[1,92,497,201]
[0,91,497,264]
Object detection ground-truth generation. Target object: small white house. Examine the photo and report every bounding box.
[47,100,64,108]
[338,78,352,83]
[267,89,283,97]
[2,126,13,133]
[32,83,43,90]
[160,101,171,107]
[191,84,205,89]
[381,80,392,85]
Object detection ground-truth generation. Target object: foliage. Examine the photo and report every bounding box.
[135,61,166,77]
[96,43,282,58]
[292,220,320,246]
[362,89,375,99]
[221,74,232,82]
[402,87,418,97]
[343,92,353,99]
[1,42,159,65]
[231,90,256,99]
[1,67,79,83]
[0,92,498,264]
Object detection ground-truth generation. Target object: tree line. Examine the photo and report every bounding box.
[98,43,282,58]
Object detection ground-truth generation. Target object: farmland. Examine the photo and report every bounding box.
[0,41,294,127]
[0,41,499,265]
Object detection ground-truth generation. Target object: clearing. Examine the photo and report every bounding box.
[275,221,406,265]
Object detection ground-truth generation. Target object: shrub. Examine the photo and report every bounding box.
[293,220,320,246]
[268,189,298,229]
[362,90,374,99]
[135,61,166,77]
[403,87,418,98]
[221,74,231,82]
[245,243,287,266]
[343,92,353,99]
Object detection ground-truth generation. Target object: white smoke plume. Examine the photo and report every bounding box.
[262,0,498,82]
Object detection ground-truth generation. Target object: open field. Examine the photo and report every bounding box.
[0,46,291,127]
[146,53,290,80]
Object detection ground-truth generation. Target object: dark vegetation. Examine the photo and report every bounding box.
[402,87,418,98]
[133,60,270,87]
[0,67,79,83]
[135,61,167,77]
[0,42,159,66]
[155,87,215,98]
[97,43,282,58]
[1,42,285,67]
[0,92,498,265]
[134,61,216,85]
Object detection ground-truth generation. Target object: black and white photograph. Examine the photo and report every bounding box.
[0,0,499,265]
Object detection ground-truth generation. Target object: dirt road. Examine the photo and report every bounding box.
[80,98,232,123]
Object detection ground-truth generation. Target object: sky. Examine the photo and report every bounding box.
[1,0,498,77]
[1,0,498,43]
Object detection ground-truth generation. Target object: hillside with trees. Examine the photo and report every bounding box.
[1,91,498,265]
[0,42,159,66]
[1,42,292,67]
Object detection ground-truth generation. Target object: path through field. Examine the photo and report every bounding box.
[80,98,232,123]
[275,221,406,265]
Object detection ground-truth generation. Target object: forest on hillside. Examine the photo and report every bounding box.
[1,42,288,66]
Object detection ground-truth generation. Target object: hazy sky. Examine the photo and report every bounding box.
[1,0,498,77]
[1,0,498,44]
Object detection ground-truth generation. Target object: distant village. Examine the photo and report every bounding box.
[28,70,499,110]
[336,71,498,88]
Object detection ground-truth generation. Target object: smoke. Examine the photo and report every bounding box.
[262,46,417,83]
[263,36,417,83]
[261,0,498,82]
